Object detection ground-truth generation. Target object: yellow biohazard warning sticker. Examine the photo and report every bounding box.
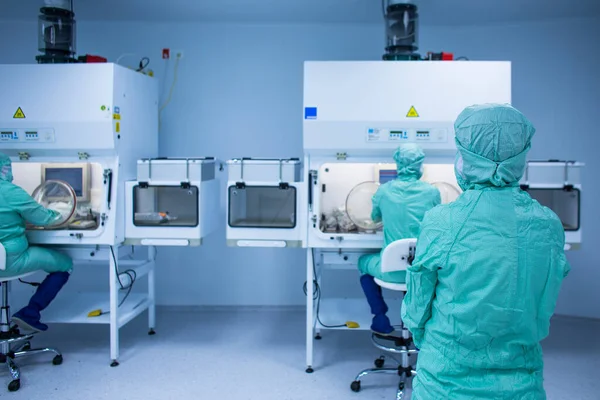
[113,113,121,120]
[13,107,26,119]
[406,106,419,118]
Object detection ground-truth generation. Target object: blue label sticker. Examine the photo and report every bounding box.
[304,107,317,120]
[114,107,120,114]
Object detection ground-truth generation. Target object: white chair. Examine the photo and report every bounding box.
[351,238,418,400]
[0,243,63,392]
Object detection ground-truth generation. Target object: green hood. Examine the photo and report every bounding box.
[394,144,424,182]
[453,104,535,191]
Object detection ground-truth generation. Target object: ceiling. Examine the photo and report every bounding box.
[2,0,600,25]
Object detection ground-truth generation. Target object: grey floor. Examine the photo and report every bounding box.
[1,309,599,400]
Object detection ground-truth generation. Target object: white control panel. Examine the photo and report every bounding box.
[304,62,511,156]
[0,129,56,143]
[366,128,449,143]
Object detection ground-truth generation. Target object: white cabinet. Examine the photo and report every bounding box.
[125,158,220,246]
[225,158,306,248]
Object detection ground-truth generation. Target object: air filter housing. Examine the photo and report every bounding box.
[36,0,77,64]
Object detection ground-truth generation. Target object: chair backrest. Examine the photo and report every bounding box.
[0,242,6,271]
[380,238,417,274]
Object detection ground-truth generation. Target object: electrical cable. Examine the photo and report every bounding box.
[315,288,347,329]
[89,247,152,317]
[137,57,150,72]
[455,56,470,61]
[118,270,136,308]
[115,54,151,72]
[303,249,350,329]
[110,246,137,308]
[159,53,181,118]
[115,53,137,66]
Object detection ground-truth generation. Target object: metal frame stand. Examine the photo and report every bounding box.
[108,245,156,367]
[306,248,315,373]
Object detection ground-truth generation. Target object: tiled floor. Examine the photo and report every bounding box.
[2,309,599,399]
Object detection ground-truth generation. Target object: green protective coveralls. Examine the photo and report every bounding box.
[358,144,441,283]
[401,104,570,400]
[0,153,72,277]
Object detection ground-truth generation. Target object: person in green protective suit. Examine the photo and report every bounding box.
[0,153,72,332]
[402,104,570,400]
[358,144,441,335]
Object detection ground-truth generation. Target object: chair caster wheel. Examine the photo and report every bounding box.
[350,380,361,392]
[8,379,20,392]
[397,381,405,399]
[148,329,156,336]
[305,367,314,373]
[374,358,385,368]
[52,355,63,366]
[315,334,322,340]
[110,360,119,367]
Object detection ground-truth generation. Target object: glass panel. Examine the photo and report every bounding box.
[527,189,580,231]
[345,181,382,232]
[133,185,198,227]
[318,163,459,234]
[31,180,77,229]
[14,162,103,232]
[229,186,296,228]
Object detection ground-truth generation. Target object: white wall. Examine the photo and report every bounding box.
[421,19,600,319]
[1,17,598,317]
